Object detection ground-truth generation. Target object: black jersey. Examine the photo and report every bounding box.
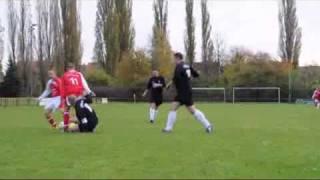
[75,99,98,132]
[147,76,166,97]
[173,62,199,97]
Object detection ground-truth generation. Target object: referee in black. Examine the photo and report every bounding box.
[163,52,213,133]
[142,70,166,123]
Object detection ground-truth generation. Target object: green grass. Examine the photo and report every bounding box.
[0,103,320,179]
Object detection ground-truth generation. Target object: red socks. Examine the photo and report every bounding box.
[63,111,70,128]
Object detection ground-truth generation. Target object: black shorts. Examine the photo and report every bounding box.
[79,118,98,133]
[174,95,194,107]
[150,96,163,106]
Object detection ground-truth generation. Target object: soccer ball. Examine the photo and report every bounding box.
[57,121,78,132]
[57,121,65,131]
[68,122,78,132]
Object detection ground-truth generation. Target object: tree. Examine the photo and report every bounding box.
[60,0,82,70]
[184,0,196,65]
[7,0,18,63]
[0,57,20,97]
[116,50,151,86]
[94,0,107,70]
[105,5,120,76]
[201,0,214,77]
[94,0,135,76]
[279,0,302,68]
[50,0,64,76]
[213,33,226,76]
[36,0,53,89]
[278,0,302,102]
[85,67,112,86]
[17,0,33,96]
[223,48,288,89]
[151,0,173,78]
[115,0,135,57]
[0,19,4,82]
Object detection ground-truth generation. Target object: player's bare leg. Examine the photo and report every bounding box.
[186,105,213,133]
[45,109,57,128]
[163,102,180,132]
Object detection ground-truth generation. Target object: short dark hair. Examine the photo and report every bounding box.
[67,62,75,69]
[174,52,183,60]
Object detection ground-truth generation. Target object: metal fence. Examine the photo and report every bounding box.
[0,97,107,107]
[0,87,314,106]
[0,98,39,107]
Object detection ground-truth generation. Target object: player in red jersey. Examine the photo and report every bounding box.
[312,88,320,109]
[61,63,94,130]
[38,70,63,128]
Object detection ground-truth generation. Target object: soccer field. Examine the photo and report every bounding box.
[0,103,319,179]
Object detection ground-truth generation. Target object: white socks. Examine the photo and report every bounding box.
[154,110,158,120]
[193,109,211,129]
[149,108,159,122]
[164,110,211,131]
[149,108,154,120]
[164,111,177,131]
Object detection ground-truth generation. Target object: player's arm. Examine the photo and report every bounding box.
[142,89,149,97]
[58,78,64,97]
[80,73,94,96]
[61,74,66,98]
[58,78,65,108]
[312,91,317,100]
[166,80,173,89]
[162,77,166,88]
[38,81,51,100]
[190,67,200,78]
[142,78,152,97]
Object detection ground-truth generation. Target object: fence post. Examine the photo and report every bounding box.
[278,88,281,104]
[233,88,235,104]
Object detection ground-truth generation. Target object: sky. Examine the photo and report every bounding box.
[0,0,320,69]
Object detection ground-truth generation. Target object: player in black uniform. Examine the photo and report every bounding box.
[142,70,166,123]
[163,52,213,133]
[64,95,98,133]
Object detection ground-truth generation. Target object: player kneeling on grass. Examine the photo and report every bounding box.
[163,52,213,134]
[142,70,166,123]
[38,70,63,128]
[59,95,98,133]
[312,88,320,109]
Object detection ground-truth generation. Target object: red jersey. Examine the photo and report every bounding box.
[313,90,320,100]
[50,78,62,97]
[38,77,62,99]
[62,70,84,97]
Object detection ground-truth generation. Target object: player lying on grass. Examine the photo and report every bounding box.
[163,52,213,133]
[38,70,63,128]
[142,70,166,123]
[312,88,320,109]
[62,63,95,131]
[58,95,99,133]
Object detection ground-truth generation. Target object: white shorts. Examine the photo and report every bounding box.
[39,96,61,112]
[315,99,320,104]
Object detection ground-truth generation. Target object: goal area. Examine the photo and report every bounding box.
[232,87,281,104]
[192,87,226,102]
